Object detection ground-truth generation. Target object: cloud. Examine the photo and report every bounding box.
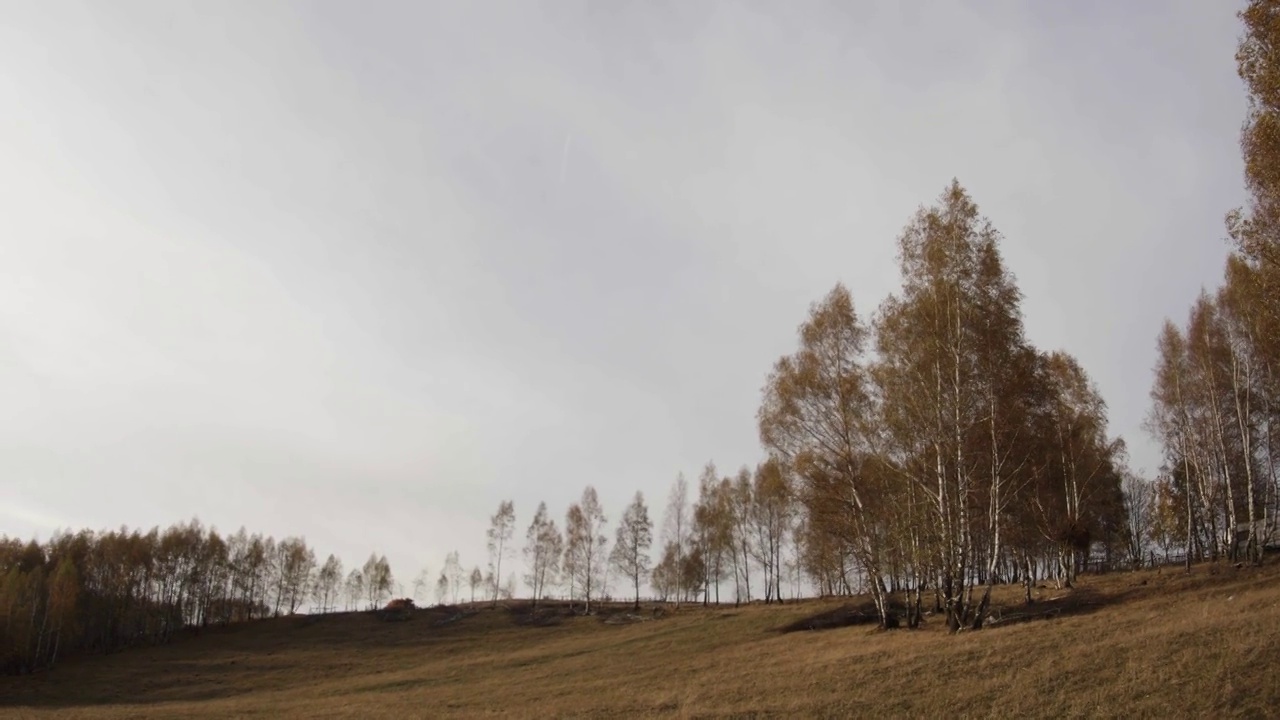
[0,0,1249,585]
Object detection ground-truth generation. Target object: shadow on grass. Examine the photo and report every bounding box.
[777,584,1148,634]
[778,600,887,633]
[981,585,1142,629]
[508,600,676,627]
[0,605,489,710]
[510,602,568,627]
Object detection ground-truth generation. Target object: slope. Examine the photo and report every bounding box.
[2,561,1278,718]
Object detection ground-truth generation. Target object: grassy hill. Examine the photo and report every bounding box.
[3,561,1279,718]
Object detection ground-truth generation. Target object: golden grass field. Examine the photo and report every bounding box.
[3,561,1279,718]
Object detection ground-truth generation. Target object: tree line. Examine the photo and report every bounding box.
[424,178,1139,633]
[0,520,395,674]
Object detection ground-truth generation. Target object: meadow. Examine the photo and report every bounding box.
[2,560,1277,718]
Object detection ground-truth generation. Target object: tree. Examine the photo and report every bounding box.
[1218,257,1273,564]
[661,474,690,607]
[344,569,364,612]
[311,554,343,613]
[412,568,432,606]
[692,463,732,605]
[565,486,608,613]
[362,554,393,609]
[443,551,463,605]
[1148,474,1185,562]
[1148,272,1277,569]
[1226,0,1280,564]
[435,571,449,606]
[1039,351,1128,587]
[650,542,680,601]
[611,491,654,610]
[523,502,562,608]
[759,283,891,625]
[469,566,483,604]
[679,546,707,603]
[487,501,516,606]
[749,459,793,605]
[1147,320,1202,570]
[1233,0,1280,276]
[1121,472,1153,569]
[729,468,755,605]
[236,532,270,619]
[0,519,372,674]
[563,504,584,608]
[872,181,1047,629]
[709,474,750,603]
[277,537,315,615]
[45,557,79,666]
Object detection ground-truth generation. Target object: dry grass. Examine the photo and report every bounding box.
[3,561,1279,718]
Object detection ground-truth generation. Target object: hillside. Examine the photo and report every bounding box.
[2,562,1278,718]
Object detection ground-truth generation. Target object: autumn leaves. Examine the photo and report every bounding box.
[1144,0,1280,573]
[760,181,1128,631]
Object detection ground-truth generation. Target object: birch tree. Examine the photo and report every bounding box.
[412,568,431,606]
[661,474,690,607]
[277,537,315,615]
[759,283,893,625]
[443,551,463,604]
[362,554,393,609]
[311,554,343,613]
[1148,474,1185,562]
[1234,0,1280,278]
[1220,257,1272,563]
[1228,0,1280,557]
[871,181,1044,629]
[565,487,608,613]
[749,459,792,604]
[523,502,563,608]
[344,569,364,611]
[730,468,755,605]
[651,542,679,601]
[486,501,516,606]
[434,572,449,606]
[692,463,734,605]
[611,491,654,610]
[563,504,584,609]
[1147,321,1201,570]
[1040,352,1127,586]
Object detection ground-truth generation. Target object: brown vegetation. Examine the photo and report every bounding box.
[377,599,416,623]
[0,522,395,676]
[2,561,1278,718]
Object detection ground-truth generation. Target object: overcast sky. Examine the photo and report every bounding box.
[0,1,1249,595]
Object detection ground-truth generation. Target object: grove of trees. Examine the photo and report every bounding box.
[0,520,394,675]
[757,183,1133,631]
[1145,0,1280,572]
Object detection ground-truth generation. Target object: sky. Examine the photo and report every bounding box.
[0,1,1251,598]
